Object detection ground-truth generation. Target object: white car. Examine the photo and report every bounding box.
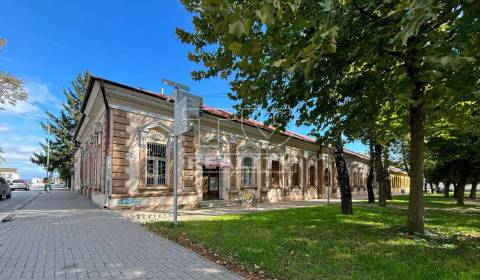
[10,179,30,191]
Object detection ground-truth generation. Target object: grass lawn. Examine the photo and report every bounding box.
[381,194,480,209]
[147,198,480,280]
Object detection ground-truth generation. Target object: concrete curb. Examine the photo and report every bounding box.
[0,192,41,223]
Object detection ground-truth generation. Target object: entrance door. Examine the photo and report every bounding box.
[202,167,220,200]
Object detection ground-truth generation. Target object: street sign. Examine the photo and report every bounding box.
[164,79,203,227]
[172,89,203,136]
[173,96,188,136]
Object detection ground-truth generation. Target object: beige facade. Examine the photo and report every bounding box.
[73,76,408,210]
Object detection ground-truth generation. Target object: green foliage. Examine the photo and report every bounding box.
[0,38,28,110]
[177,0,478,141]
[178,0,480,231]
[31,72,88,181]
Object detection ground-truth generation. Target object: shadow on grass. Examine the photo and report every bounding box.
[147,204,480,280]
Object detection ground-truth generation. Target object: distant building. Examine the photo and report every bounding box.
[0,168,20,182]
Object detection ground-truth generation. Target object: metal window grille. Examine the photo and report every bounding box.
[146,142,167,186]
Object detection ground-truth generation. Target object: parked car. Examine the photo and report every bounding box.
[10,179,30,191]
[0,177,12,200]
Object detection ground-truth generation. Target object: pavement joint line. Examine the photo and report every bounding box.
[0,192,42,223]
[130,217,246,280]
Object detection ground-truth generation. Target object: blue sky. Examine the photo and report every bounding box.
[0,0,367,179]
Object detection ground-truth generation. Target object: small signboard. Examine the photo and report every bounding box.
[242,190,256,208]
[172,89,202,136]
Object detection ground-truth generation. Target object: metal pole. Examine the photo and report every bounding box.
[173,135,178,226]
[46,124,51,178]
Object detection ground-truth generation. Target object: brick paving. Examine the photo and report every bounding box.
[0,191,242,280]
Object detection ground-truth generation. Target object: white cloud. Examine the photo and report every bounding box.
[0,143,41,162]
[0,80,63,115]
[0,123,9,132]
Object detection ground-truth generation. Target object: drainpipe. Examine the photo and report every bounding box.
[100,81,112,208]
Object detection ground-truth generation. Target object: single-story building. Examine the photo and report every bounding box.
[0,167,20,183]
[73,75,409,209]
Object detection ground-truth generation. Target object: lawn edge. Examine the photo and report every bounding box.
[144,223,275,280]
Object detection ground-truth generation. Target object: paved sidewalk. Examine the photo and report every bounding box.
[0,191,242,280]
[120,196,373,223]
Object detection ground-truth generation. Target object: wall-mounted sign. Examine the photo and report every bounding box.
[117,197,142,206]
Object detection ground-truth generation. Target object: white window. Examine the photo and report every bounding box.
[243,156,254,186]
[146,142,167,186]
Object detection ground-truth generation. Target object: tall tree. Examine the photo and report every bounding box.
[0,38,28,110]
[177,1,480,231]
[31,72,88,182]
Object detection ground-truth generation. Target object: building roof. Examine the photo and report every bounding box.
[0,168,18,173]
[77,75,370,161]
[389,166,408,175]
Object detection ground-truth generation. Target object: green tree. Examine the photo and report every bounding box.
[0,38,28,110]
[177,1,479,231]
[31,72,88,183]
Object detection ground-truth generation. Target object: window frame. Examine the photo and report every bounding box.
[271,160,280,187]
[243,156,254,187]
[291,162,300,187]
[145,142,168,187]
[309,165,316,186]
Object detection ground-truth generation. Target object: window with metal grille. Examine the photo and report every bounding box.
[271,160,280,186]
[243,157,254,186]
[146,142,167,186]
[292,163,300,186]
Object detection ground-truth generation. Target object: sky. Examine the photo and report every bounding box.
[0,0,367,179]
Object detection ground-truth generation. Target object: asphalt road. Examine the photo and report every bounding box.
[0,189,40,216]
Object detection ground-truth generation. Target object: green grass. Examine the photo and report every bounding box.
[358,194,480,209]
[147,201,480,280]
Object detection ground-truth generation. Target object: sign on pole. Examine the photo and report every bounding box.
[163,79,203,226]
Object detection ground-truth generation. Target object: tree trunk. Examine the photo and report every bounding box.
[366,141,375,203]
[334,142,353,214]
[470,182,477,199]
[453,183,458,198]
[443,182,450,198]
[384,166,392,200]
[457,178,466,206]
[430,182,435,194]
[382,146,392,200]
[435,182,441,193]
[375,144,386,207]
[405,37,425,234]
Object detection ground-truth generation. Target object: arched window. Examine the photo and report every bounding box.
[324,168,330,186]
[243,157,254,186]
[309,165,316,186]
